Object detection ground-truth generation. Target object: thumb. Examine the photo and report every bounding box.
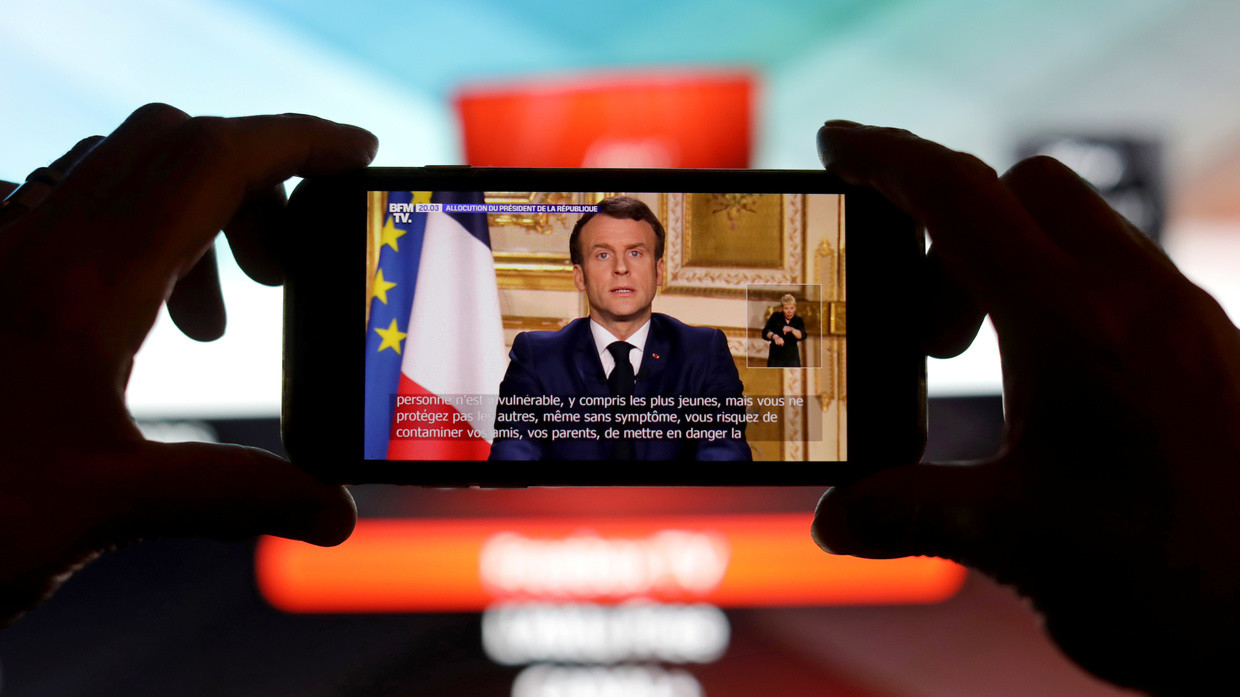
[812,461,1012,564]
[110,441,356,547]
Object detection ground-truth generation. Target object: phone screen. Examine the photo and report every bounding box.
[363,190,847,464]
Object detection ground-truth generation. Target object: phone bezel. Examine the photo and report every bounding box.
[283,167,924,486]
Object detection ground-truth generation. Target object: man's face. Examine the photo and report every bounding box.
[573,214,665,332]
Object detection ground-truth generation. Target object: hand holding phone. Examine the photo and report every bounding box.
[812,121,1240,696]
[0,104,364,626]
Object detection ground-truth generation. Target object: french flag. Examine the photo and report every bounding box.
[363,191,506,460]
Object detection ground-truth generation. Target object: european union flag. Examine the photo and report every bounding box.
[363,190,427,459]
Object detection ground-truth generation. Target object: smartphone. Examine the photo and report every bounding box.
[282,167,924,486]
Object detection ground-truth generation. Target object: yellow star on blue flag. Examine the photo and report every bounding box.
[374,318,407,354]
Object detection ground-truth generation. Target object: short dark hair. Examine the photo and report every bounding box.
[569,195,666,266]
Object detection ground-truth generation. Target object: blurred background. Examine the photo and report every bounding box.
[3,1,1240,695]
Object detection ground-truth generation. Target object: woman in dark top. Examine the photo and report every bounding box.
[763,293,805,367]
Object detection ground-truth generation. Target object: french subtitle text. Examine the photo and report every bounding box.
[387,393,818,443]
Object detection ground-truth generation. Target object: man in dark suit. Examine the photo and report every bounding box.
[490,196,750,461]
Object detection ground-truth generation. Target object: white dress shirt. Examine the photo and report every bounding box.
[589,319,651,378]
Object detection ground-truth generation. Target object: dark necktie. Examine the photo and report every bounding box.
[607,341,635,396]
[606,341,635,459]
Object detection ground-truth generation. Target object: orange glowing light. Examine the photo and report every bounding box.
[256,514,964,614]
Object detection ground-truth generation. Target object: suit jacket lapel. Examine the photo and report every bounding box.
[636,318,669,397]
[633,317,672,460]
[570,320,610,397]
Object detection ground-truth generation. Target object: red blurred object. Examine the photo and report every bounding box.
[256,514,964,613]
[454,69,755,168]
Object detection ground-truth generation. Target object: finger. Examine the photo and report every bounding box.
[221,112,379,188]
[112,441,356,547]
[222,183,288,286]
[0,136,103,224]
[50,135,105,175]
[46,105,376,357]
[817,121,1067,312]
[167,185,289,343]
[922,244,986,358]
[92,102,192,157]
[811,461,1013,564]
[1001,155,1176,274]
[145,110,376,272]
[0,182,16,223]
[166,243,227,341]
[60,104,377,268]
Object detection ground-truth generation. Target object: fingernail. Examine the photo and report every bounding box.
[295,487,357,547]
[812,486,919,559]
[810,519,839,554]
[811,489,846,554]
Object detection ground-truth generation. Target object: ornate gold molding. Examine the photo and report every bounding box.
[484,191,576,236]
[828,301,846,335]
[663,193,805,296]
[494,253,576,291]
[501,315,576,333]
